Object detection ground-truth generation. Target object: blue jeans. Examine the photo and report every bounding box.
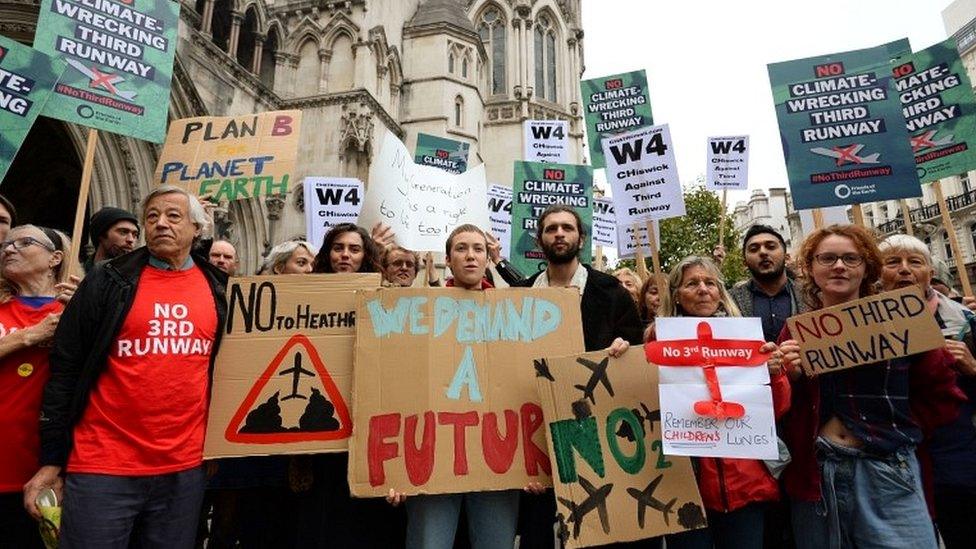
[791,438,937,549]
[406,490,519,549]
[60,466,206,549]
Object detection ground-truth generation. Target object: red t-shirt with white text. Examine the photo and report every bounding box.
[69,265,217,475]
[0,298,63,492]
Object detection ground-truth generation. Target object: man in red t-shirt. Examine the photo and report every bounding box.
[25,186,228,549]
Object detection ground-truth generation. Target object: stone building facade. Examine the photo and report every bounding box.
[0,0,586,273]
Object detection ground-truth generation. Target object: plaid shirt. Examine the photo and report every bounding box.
[818,359,918,455]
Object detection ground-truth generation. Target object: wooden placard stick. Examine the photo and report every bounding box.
[933,180,973,296]
[899,200,914,237]
[717,189,728,246]
[595,245,604,271]
[812,208,824,230]
[850,203,866,227]
[645,218,663,284]
[66,128,99,279]
[633,222,649,279]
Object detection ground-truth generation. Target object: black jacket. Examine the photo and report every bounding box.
[40,246,228,467]
[515,264,643,351]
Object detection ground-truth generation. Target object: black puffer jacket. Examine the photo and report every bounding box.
[515,265,643,351]
[39,247,228,466]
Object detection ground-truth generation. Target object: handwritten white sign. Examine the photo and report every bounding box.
[487,184,512,259]
[359,131,489,251]
[706,136,749,190]
[602,124,685,226]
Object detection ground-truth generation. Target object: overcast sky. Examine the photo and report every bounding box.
[581,0,954,210]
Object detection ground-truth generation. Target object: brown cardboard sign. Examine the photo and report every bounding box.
[154,110,301,200]
[536,350,707,548]
[204,273,380,458]
[348,287,584,497]
[786,286,944,376]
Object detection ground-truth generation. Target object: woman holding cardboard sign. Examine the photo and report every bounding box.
[646,256,789,549]
[779,225,963,549]
[878,234,976,549]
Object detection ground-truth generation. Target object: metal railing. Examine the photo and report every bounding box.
[875,189,976,234]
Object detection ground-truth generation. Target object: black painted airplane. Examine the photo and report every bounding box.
[633,403,660,433]
[574,356,613,404]
[557,475,613,539]
[627,474,677,528]
[279,353,315,401]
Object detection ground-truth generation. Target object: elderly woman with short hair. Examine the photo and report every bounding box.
[879,233,976,548]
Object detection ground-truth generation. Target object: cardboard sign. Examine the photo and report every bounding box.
[706,136,749,190]
[786,286,945,376]
[768,40,922,209]
[415,132,469,174]
[592,197,616,249]
[648,318,778,459]
[204,274,381,458]
[893,38,976,182]
[303,177,364,252]
[511,161,593,275]
[349,287,585,497]
[487,184,512,259]
[602,124,685,224]
[0,36,65,184]
[524,120,570,163]
[154,111,302,200]
[581,70,654,169]
[536,350,706,547]
[358,131,489,252]
[33,0,178,143]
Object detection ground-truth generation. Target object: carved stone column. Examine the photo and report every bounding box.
[200,0,215,35]
[265,194,286,246]
[252,33,265,75]
[318,48,332,93]
[227,11,243,56]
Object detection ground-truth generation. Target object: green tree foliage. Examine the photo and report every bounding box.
[616,185,748,285]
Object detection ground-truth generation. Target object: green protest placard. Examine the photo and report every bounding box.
[33,0,179,143]
[893,38,976,182]
[0,36,65,184]
[415,133,469,174]
[768,40,921,210]
[511,161,593,275]
[581,70,653,169]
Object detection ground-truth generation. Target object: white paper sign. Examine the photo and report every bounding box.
[706,136,749,190]
[523,120,569,163]
[651,317,778,460]
[616,222,660,259]
[487,184,512,259]
[303,177,364,251]
[592,197,616,249]
[359,131,490,251]
[602,124,685,225]
[798,206,849,235]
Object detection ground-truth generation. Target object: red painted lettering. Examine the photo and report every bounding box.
[438,411,480,475]
[892,62,915,78]
[271,115,293,136]
[367,413,401,486]
[481,410,519,474]
[815,62,844,78]
[404,412,436,486]
[520,403,551,476]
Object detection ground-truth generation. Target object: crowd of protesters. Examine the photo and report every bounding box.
[1,185,974,549]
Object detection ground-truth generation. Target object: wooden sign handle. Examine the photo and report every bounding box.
[899,200,914,237]
[594,245,604,271]
[850,203,865,227]
[66,128,99,279]
[645,219,662,281]
[812,208,824,230]
[632,222,649,279]
[933,180,973,296]
[717,189,728,246]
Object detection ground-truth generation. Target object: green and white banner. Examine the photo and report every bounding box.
[0,36,66,184]
[768,40,921,209]
[511,161,593,274]
[33,0,179,143]
[581,70,653,169]
[414,133,469,174]
[893,38,976,182]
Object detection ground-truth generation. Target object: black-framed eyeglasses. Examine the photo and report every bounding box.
[0,237,55,252]
[814,252,863,268]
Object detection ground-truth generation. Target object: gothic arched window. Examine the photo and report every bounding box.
[534,15,557,101]
[478,7,506,95]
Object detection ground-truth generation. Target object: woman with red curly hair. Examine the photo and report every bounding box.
[779,225,963,549]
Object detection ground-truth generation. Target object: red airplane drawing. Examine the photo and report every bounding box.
[645,321,769,420]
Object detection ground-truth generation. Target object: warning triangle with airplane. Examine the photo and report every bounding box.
[225,334,352,444]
